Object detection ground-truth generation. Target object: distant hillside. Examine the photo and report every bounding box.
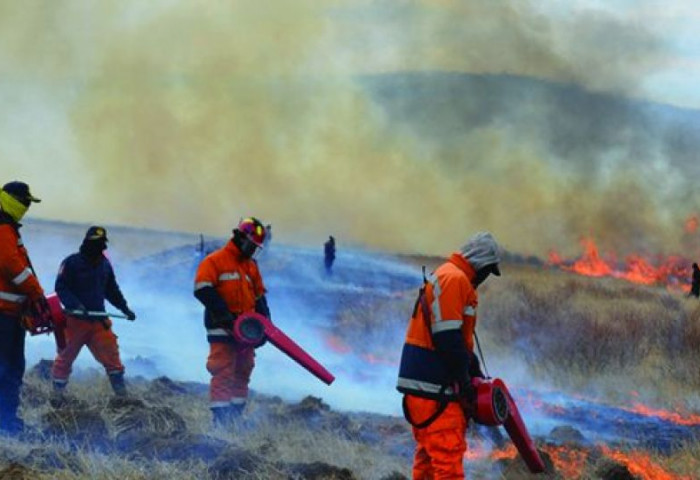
[362,72,700,177]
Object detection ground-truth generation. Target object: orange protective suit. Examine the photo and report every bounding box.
[406,395,467,480]
[397,253,483,480]
[51,316,123,383]
[194,241,266,408]
[0,224,44,315]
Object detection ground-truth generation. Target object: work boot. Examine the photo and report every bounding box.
[211,403,245,427]
[211,406,232,426]
[50,380,68,408]
[228,403,245,419]
[108,373,128,397]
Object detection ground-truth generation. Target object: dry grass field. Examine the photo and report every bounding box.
[2,237,699,479]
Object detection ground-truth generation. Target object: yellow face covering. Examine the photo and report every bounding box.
[0,190,29,222]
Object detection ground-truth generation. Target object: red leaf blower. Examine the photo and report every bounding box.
[229,311,335,385]
[47,293,67,350]
[468,377,545,473]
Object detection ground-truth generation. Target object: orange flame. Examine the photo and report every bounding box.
[570,237,613,277]
[541,445,588,478]
[600,446,693,480]
[549,237,693,289]
[685,215,699,234]
[623,402,700,426]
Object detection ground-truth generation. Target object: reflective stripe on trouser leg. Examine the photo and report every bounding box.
[207,343,255,405]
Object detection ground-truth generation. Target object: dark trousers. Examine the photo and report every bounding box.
[0,313,26,424]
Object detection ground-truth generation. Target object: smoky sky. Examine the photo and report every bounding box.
[1,1,698,259]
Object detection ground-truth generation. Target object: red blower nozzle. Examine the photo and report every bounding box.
[231,312,335,385]
[46,293,67,351]
[471,377,545,473]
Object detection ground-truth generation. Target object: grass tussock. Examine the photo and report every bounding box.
[478,265,700,408]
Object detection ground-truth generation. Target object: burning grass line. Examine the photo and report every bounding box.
[600,446,694,480]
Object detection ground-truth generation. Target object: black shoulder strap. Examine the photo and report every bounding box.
[402,386,450,429]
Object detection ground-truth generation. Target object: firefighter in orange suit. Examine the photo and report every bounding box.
[194,217,270,425]
[397,232,502,479]
[0,181,46,434]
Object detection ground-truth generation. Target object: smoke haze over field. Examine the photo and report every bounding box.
[2,1,700,258]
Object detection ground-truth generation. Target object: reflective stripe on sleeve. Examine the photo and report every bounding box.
[219,272,240,281]
[0,291,27,303]
[194,281,213,291]
[206,328,229,337]
[464,306,476,316]
[12,267,33,285]
[431,320,463,334]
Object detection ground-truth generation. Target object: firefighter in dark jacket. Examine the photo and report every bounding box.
[51,226,136,397]
[194,217,270,425]
[397,231,502,479]
[689,263,700,298]
[0,181,46,434]
[324,235,335,275]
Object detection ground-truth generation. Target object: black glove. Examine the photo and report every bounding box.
[210,310,234,329]
[458,375,477,403]
[122,307,136,321]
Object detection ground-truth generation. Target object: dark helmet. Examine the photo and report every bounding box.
[234,217,266,247]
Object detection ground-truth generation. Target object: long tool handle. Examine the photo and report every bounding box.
[64,309,132,320]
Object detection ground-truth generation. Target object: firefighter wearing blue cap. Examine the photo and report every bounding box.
[51,225,136,398]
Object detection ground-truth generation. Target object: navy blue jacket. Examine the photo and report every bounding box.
[55,252,129,316]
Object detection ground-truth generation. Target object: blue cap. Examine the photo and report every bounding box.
[2,181,41,204]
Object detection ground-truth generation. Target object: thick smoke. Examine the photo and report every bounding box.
[1,1,698,259]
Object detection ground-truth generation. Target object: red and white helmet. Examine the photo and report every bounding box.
[235,217,266,247]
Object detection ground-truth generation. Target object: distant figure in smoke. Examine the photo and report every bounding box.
[324,236,336,275]
[51,226,137,399]
[689,263,700,298]
[194,217,271,426]
[397,231,501,479]
[0,181,47,435]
